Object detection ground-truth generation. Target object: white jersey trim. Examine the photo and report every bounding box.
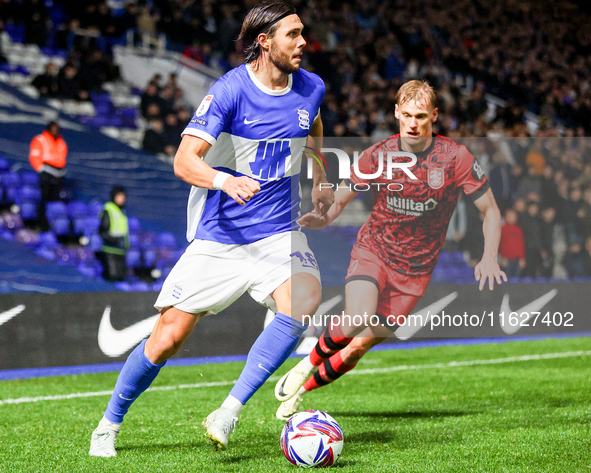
[182,128,217,145]
[246,63,293,96]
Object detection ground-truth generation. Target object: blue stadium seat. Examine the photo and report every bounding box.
[143,248,157,267]
[438,252,452,264]
[128,216,141,234]
[51,217,71,236]
[76,247,95,262]
[73,216,100,236]
[0,172,20,188]
[157,232,176,249]
[0,157,9,173]
[38,231,59,248]
[35,246,56,261]
[131,281,150,292]
[114,281,132,291]
[20,201,38,220]
[88,201,104,217]
[126,249,141,268]
[20,171,39,186]
[46,201,68,222]
[16,185,41,205]
[67,201,89,219]
[77,261,103,278]
[128,233,140,248]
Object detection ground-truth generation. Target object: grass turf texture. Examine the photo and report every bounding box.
[1,338,590,472]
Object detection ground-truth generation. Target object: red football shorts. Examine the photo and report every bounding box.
[345,245,432,324]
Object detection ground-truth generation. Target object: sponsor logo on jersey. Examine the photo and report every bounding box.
[347,260,358,276]
[297,109,310,130]
[195,94,214,117]
[472,159,485,181]
[428,168,444,189]
[386,196,438,216]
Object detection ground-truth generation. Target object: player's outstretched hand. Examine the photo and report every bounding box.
[222,176,260,205]
[298,211,330,230]
[474,257,507,291]
[311,184,335,217]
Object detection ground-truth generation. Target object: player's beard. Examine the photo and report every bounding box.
[269,43,299,74]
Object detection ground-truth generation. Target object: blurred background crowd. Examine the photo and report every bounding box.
[1,0,591,281]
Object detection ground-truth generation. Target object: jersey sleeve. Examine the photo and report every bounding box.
[348,142,379,186]
[455,145,490,201]
[182,79,232,145]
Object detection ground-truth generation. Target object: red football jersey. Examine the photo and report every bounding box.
[348,135,489,276]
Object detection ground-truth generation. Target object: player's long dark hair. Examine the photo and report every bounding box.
[238,1,296,64]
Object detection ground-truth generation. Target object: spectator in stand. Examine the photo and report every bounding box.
[163,112,182,150]
[140,82,164,118]
[98,186,129,282]
[32,62,59,98]
[516,166,542,202]
[563,187,584,245]
[23,0,49,47]
[499,208,526,278]
[576,187,591,240]
[29,121,68,231]
[562,239,586,279]
[540,207,557,278]
[57,63,89,101]
[488,152,515,214]
[520,202,544,278]
[142,119,166,155]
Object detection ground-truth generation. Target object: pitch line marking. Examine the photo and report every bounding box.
[1,350,589,406]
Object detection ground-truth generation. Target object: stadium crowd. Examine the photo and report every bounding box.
[2,0,591,278]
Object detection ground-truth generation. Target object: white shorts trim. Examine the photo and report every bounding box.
[154,231,320,315]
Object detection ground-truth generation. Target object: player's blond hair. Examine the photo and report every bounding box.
[396,80,437,110]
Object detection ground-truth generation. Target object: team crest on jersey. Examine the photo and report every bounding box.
[195,95,214,117]
[428,168,444,189]
[297,109,310,130]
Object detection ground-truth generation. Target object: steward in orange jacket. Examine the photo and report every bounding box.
[29,122,68,231]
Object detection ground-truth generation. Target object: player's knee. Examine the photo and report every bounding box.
[148,332,183,362]
[292,279,321,317]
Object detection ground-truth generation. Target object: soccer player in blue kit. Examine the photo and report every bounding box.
[89,1,333,456]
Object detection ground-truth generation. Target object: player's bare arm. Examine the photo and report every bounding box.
[174,135,260,206]
[299,181,357,229]
[473,188,507,291]
[307,114,334,216]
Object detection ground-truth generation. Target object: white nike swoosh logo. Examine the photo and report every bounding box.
[118,393,135,401]
[295,295,343,354]
[98,306,159,358]
[0,305,25,327]
[499,289,558,335]
[244,118,262,125]
[395,292,459,340]
[258,363,271,374]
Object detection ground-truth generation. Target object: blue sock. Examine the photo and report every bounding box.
[229,312,307,404]
[104,339,166,423]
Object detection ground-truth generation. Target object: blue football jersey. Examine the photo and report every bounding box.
[181,63,325,244]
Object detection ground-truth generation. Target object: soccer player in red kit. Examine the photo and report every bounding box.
[274,80,507,419]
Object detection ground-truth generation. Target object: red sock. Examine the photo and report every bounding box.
[304,351,357,392]
[309,327,353,367]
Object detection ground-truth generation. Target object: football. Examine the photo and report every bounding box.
[280,410,344,468]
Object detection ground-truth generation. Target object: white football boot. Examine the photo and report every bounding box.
[275,357,317,402]
[89,416,121,457]
[202,407,238,451]
[276,392,304,421]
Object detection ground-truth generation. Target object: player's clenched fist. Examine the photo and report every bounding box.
[222,176,261,205]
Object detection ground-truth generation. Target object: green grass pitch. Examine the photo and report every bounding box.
[1,337,590,472]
